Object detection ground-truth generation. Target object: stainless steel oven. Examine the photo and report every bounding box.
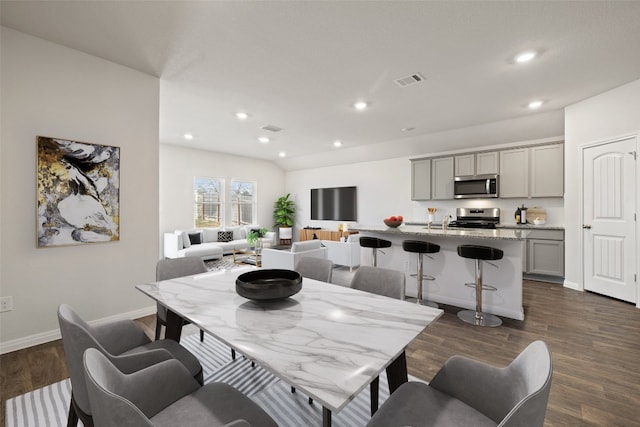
[453,174,498,199]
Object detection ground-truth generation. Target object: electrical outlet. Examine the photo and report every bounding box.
[0,296,13,312]
[403,260,410,271]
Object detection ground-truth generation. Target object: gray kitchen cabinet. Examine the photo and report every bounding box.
[476,151,499,175]
[525,229,565,278]
[530,144,564,197]
[454,154,475,176]
[455,152,499,176]
[499,148,529,197]
[431,156,454,199]
[411,159,431,200]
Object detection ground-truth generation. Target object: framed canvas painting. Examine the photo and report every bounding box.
[37,136,120,247]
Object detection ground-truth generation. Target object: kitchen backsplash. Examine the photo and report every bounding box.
[411,197,564,225]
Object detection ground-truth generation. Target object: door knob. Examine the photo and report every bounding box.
[583,225,591,229]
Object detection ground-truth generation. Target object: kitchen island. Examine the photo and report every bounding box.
[350,225,530,320]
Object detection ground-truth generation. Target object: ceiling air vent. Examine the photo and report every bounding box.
[394,73,426,88]
[261,125,283,133]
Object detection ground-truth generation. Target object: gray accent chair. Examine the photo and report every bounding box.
[294,256,333,283]
[350,265,406,300]
[367,340,553,427]
[58,304,203,427]
[83,348,277,427]
[155,257,208,341]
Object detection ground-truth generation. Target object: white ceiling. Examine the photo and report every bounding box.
[2,1,640,170]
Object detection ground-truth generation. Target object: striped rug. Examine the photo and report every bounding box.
[6,334,405,426]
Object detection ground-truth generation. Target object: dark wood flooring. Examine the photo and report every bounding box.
[2,280,639,426]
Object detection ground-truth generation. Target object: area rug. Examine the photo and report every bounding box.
[205,254,244,271]
[6,334,403,427]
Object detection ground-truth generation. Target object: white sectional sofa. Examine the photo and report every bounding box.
[163,225,275,260]
[261,240,328,270]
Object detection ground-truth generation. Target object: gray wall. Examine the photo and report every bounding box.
[0,28,161,351]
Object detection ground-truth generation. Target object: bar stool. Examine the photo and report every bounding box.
[359,237,392,267]
[457,244,503,327]
[402,240,440,308]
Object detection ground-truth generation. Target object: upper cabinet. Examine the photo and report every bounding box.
[499,147,529,198]
[530,144,564,197]
[499,143,564,198]
[432,157,454,199]
[454,154,475,176]
[411,159,431,200]
[411,141,563,201]
[455,152,499,176]
[476,152,499,175]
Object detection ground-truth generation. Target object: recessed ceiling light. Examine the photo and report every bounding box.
[258,137,270,143]
[401,127,415,132]
[333,140,342,147]
[515,51,537,63]
[235,112,249,120]
[528,100,544,110]
[353,101,369,110]
[279,151,286,158]
[183,133,194,140]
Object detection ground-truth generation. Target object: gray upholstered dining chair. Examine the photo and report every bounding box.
[350,265,406,300]
[58,304,203,427]
[294,256,333,283]
[83,348,277,427]
[347,265,406,415]
[155,257,208,341]
[367,340,553,427]
[156,257,238,361]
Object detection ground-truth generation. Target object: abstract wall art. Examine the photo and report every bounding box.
[37,136,120,247]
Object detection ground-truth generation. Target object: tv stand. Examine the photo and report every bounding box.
[299,229,358,242]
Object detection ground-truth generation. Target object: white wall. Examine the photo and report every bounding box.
[159,144,285,245]
[287,136,566,235]
[0,28,160,352]
[564,78,640,290]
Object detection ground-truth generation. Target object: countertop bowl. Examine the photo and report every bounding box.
[533,219,546,225]
[236,269,302,300]
[384,219,403,228]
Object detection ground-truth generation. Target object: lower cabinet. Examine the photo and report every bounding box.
[523,229,565,278]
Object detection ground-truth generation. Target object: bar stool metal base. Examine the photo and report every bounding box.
[457,310,502,327]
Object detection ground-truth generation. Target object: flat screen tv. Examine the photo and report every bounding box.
[310,186,357,221]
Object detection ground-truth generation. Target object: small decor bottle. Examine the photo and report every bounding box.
[515,206,521,224]
[520,204,528,224]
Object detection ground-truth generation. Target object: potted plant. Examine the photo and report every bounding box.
[246,227,268,250]
[273,193,295,241]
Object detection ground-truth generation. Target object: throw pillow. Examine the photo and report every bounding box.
[188,232,202,245]
[181,231,191,249]
[218,231,234,242]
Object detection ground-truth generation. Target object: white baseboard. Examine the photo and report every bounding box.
[563,279,582,291]
[0,305,156,355]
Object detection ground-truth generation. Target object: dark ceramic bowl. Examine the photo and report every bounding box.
[236,269,302,300]
[384,219,403,228]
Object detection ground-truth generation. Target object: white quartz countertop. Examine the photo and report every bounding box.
[496,223,565,230]
[351,224,530,240]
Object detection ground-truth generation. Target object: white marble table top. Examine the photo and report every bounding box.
[351,224,530,240]
[136,267,442,412]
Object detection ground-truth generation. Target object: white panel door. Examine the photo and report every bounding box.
[583,137,637,302]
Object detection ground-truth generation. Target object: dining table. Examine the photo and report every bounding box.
[136,266,443,426]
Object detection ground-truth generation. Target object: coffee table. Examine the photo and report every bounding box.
[232,248,261,267]
[136,268,442,426]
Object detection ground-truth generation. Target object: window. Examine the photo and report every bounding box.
[194,177,223,227]
[230,180,256,226]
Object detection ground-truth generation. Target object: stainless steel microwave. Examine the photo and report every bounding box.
[453,174,499,199]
